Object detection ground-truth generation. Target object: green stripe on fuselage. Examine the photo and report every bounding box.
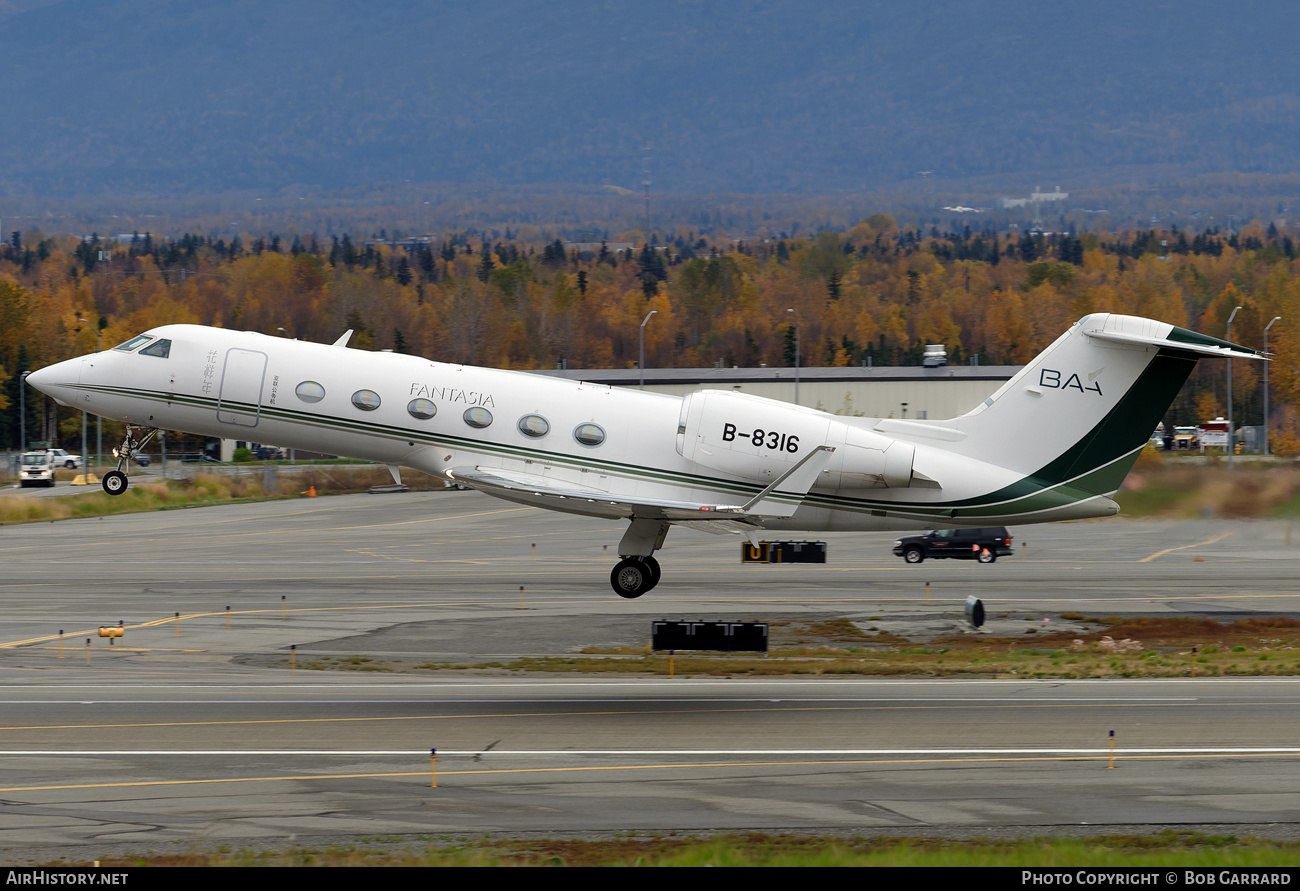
[79,349,1194,520]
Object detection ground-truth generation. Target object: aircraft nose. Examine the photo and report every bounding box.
[24,357,84,405]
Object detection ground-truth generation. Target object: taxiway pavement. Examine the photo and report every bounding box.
[0,491,1298,861]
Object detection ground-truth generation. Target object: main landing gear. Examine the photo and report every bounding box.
[608,519,670,599]
[102,425,159,496]
[611,555,661,599]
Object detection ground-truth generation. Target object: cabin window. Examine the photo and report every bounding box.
[463,406,493,428]
[139,339,172,358]
[517,414,550,438]
[113,334,153,352]
[407,398,437,420]
[573,423,606,446]
[295,381,326,403]
[351,389,381,411]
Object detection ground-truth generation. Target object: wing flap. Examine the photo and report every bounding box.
[448,446,834,524]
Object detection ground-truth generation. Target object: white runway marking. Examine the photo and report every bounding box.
[0,697,1200,704]
[5,747,1300,756]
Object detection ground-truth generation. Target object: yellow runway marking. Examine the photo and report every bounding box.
[22,646,206,653]
[2,751,1298,794]
[1140,531,1234,562]
[0,700,1222,734]
[0,506,537,556]
[9,588,1300,650]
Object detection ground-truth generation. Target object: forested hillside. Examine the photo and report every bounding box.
[4,218,1300,454]
[0,1,1297,194]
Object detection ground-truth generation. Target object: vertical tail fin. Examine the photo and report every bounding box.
[949,314,1258,492]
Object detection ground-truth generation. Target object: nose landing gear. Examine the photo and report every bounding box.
[101,425,159,496]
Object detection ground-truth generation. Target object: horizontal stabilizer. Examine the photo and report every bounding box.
[1080,316,1262,359]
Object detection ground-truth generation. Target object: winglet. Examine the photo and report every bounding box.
[332,329,354,348]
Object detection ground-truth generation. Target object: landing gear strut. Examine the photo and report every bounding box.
[102,425,159,496]
[609,519,669,598]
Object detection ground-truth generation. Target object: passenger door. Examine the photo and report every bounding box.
[217,348,267,428]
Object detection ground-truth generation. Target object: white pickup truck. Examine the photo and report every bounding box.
[47,449,83,469]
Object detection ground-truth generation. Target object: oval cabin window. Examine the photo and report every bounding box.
[296,381,326,403]
[351,389,381,411]
[517,414,550,438]
[407,398,437,420]
[463,406,493,428]
[573,423,606,446]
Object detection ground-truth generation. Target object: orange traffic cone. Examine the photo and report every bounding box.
[307,485,317,497]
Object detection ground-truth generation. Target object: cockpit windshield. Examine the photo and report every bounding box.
[113,334,154,352]
[139,339,172,358]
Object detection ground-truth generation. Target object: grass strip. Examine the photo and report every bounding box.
[71,830,1300,867]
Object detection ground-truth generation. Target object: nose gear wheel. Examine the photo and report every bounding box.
[101,425,160,496]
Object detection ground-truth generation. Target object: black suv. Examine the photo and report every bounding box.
[892,528,1013,564]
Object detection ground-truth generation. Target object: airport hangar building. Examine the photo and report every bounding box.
[532,364,1020,420]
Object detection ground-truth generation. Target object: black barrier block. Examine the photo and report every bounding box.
[768,541,827,564]
[726,622,768,652]
[741,541,827,563]
[652,621,769,652]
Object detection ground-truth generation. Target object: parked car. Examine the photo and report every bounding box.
[47,448,83,469]
[893,527,1014,564]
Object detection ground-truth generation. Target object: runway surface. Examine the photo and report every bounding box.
[1,490,1298,860]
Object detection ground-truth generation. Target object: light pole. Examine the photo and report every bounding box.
[1226,304,1242,467]
[786,308,800,405]
[638,310,657,390]
[1265,315,1282,456]
[19,371,29,452]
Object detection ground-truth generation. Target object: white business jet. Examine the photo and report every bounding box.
[26,313,1257,598]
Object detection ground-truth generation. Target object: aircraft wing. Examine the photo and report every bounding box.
[447,445,834,524]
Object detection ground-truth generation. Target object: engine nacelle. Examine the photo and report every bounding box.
[824,422,916,489]
[676,390,915,488]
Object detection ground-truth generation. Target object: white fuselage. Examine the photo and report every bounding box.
[31,323,1130,534]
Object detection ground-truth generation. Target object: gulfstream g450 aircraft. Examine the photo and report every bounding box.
[26,313,1258,598]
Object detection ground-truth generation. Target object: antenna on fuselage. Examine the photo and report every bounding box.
[332,329,354,348]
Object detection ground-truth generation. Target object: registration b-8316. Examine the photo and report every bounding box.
[722,423,800,453]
